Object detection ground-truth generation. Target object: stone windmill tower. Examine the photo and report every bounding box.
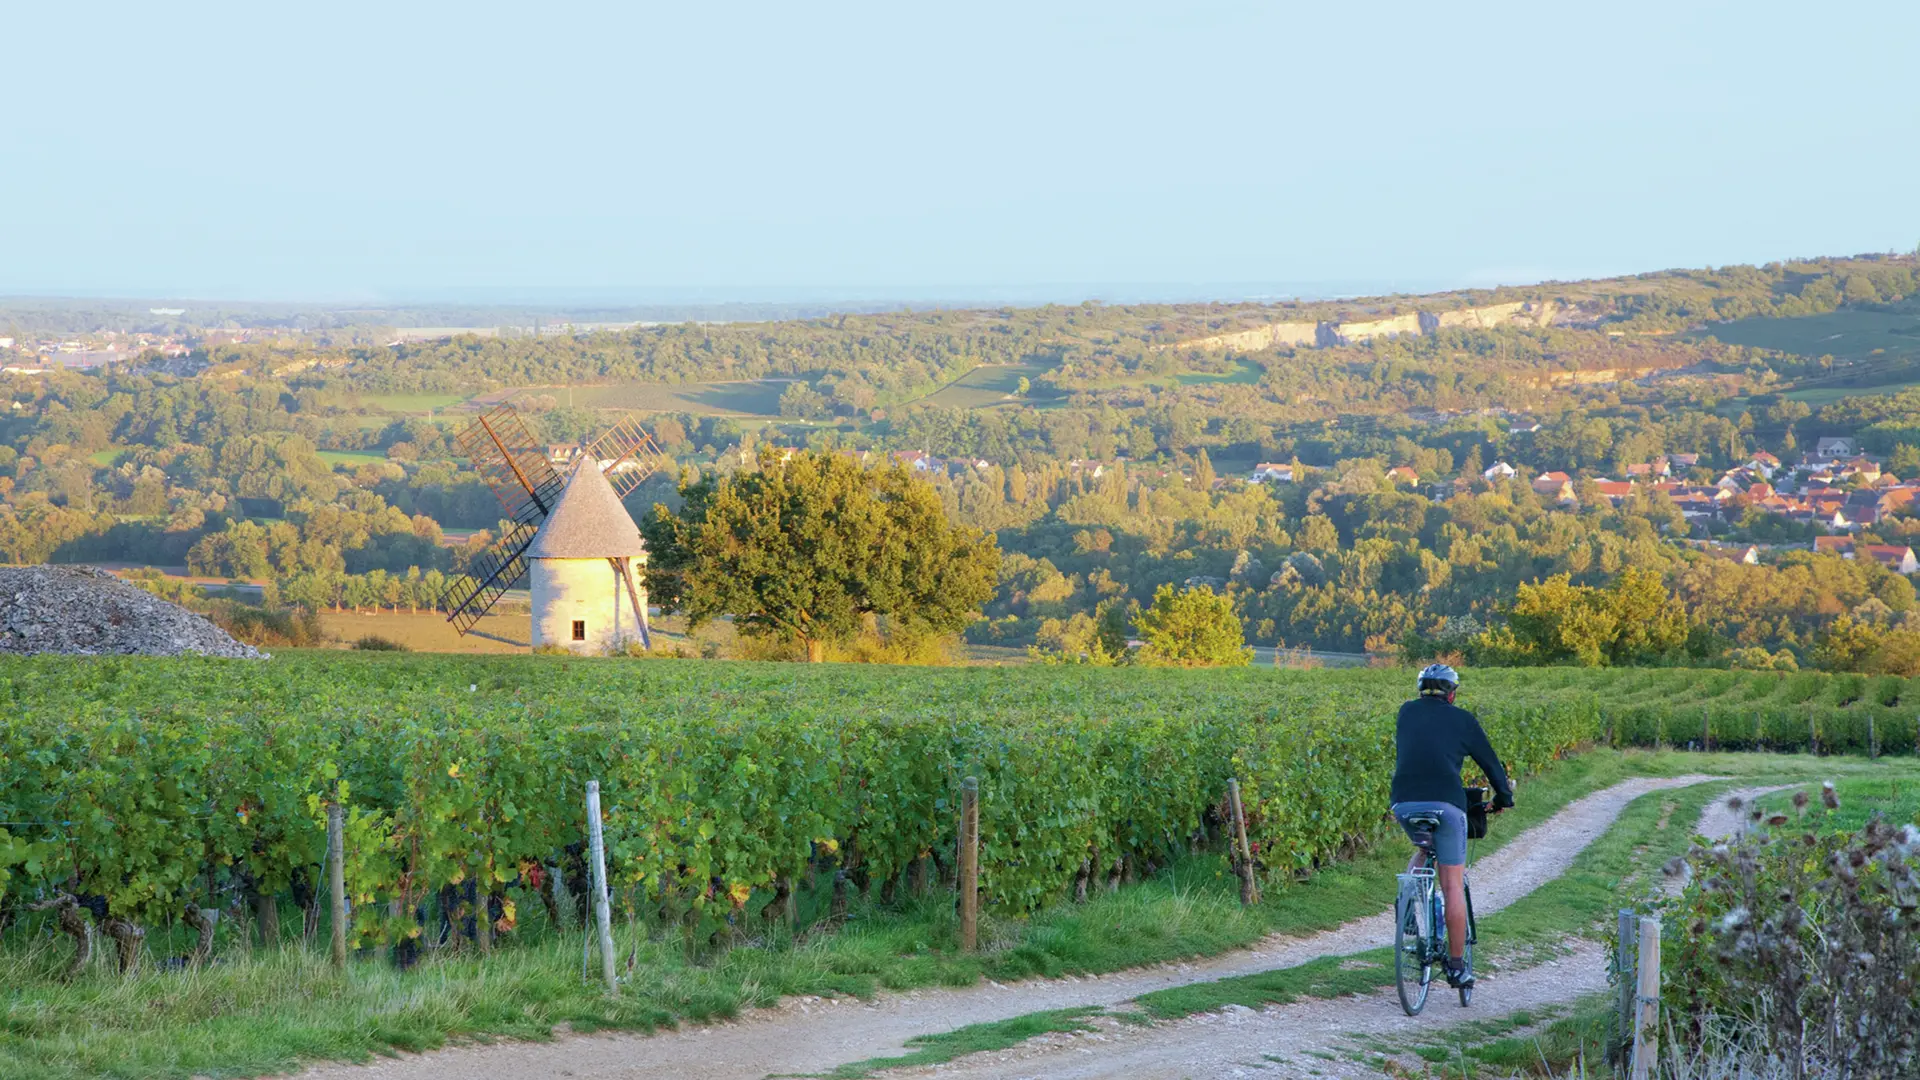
[524,457,652,652]
[439,408,664,652]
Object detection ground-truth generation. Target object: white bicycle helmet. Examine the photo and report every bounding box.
[1417,663,1459,696]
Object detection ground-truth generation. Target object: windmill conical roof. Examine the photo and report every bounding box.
[525,458,648,559]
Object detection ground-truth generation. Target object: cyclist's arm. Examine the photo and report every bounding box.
[1463,714,1514,808]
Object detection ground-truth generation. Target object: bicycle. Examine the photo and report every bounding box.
[1393,787,1488,1015]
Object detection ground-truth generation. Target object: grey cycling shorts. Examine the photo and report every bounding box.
[1391,801,1468,866]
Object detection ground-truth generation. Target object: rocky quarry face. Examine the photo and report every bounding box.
[0,565,266,659]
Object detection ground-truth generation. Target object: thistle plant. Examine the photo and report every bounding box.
[1656,785,1920,1079]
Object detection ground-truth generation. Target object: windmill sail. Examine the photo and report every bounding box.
[455,406,563,525]
[442,521,539,635]
[583,413,669,498]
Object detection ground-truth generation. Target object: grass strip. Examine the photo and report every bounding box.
[802,1007,1105,1079]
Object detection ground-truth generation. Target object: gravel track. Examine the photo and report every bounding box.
[292,775,1721,1080]
[888,943,1614,1080]
[894,776,1771,1080]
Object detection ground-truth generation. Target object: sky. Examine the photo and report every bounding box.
[3,0,1917,303]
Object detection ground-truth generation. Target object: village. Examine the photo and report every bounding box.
[1254,433,1920,576]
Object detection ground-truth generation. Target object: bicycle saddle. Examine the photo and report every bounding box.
[1404,811,1441,849]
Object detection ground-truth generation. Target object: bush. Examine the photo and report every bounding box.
[1657,785,1920,1075]
[351,635,410,652]
[211,602,325,647]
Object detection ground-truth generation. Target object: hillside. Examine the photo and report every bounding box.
[6,252,1920,666]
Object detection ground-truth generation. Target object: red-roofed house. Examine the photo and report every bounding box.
[1815,536,1855,558]
[1593,480,1635,504]
[1533,471,1575,500]
[1865,545,1920,574]
[1709,543,1760,565]
[1386,466,1420,486]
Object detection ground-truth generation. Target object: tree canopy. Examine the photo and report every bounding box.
[1134,584,1251,667]
[645,449,999,661]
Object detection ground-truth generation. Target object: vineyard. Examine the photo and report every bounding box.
[3,656,1916,975]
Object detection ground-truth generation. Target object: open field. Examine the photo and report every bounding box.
[558,378,806,416]
[1701,302,1920,363]
[1175,358,1264,386]
[313,449,388,469]
[360,392,471,414]
[912,363,1054,410]
[319,610,531,651]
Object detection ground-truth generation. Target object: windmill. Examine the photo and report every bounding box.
[440,404,668,646]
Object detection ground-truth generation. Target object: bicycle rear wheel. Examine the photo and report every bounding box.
[1393,887,1432,1015]
[1458,879,1476,1007]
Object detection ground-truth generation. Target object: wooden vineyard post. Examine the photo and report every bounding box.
[1227,778,1260,905]
[1701,709,1711,753]
[958,776,979,953]
[1630,915,1661,1080]
[1613,910,1637,1064]
[1870,712,1879,759]
[1809,707,1820,757]
[585,781,618,995]
[326,798,347,970]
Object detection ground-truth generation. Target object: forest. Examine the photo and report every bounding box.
[4,253,1920,669]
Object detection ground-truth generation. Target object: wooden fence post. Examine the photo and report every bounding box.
[958,776,979,953]
[1870,712,1879,759]
[1809,708,1820,757]
[1702,709,1711,753]
[1227,778,1260,905]
[1630,915,1661,1080]
[327,799,347,970]
[585,780,618,995]
[1614,910,1637,1063]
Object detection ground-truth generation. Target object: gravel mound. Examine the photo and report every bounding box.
[0,565,265,658]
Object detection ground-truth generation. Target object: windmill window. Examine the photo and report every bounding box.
[571,620,587,642]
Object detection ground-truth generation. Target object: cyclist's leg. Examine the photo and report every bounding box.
[1437,863,1467,960]
[1424,805,1469,964]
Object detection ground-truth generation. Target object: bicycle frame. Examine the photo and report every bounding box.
[1394,832,1480,1015]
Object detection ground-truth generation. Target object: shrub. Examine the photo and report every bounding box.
[351,635,410,652]
[1657,786,1920,1075]
[211,602,325,647]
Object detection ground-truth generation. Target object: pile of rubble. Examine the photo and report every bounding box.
[0,565,266,658]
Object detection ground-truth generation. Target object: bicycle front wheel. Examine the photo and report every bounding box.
[1394,889,1432,1015]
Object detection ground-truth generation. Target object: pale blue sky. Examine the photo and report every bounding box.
[3,1,1916,302]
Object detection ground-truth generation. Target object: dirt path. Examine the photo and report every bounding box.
[293,776,1718,1080]
[889,942,1613,1080]
[1694,784,1797,843]
[896,776,1783,1080]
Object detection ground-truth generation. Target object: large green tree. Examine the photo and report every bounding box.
[1134,584,1251,667]
[646,449,999,661]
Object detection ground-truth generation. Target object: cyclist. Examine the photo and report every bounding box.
[1390,663,1514,990]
